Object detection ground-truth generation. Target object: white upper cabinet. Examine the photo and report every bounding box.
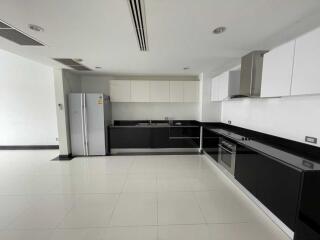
[149,81,170,102]
[110,79,198,103]
[170,81,184,102]
[211,71,239,101]
[131,80,150,102]
[218,72,229,101]
[109,80,131,102]
[183,81,199,102]
[261,41,295,97]
[291,27,320,96]
[211,76,220,101]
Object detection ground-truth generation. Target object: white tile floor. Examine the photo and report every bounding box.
[0,150,290,240]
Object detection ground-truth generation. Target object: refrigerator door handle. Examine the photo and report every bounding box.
[80,94,86,155]
[83,94,89,155]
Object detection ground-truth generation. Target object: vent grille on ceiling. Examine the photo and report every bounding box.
[53,58,92,71]
[0,19,44,46]
[128,0,148,51]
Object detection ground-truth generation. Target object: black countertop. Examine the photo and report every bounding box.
[208,128,320,172]
[110,120,200,128]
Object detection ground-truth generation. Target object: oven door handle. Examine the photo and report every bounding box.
[218,144,234,154]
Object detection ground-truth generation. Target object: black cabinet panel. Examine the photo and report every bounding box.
[110,126,200,149]
[235,145,302,230]
[109,128,151,148]
[295,172,320,240]
[202,128,220,161]
[151,128,170,148]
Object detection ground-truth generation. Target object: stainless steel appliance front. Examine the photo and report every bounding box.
[218,138,237,175]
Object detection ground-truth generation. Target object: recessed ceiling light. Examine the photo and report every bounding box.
[213,26,226,34]
[183,67,190,70]
[28,24,44,32]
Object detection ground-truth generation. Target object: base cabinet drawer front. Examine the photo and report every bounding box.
[169,138,200,148]
[169,127,200,138]
[110,128,151,148]
[235,145,302,230]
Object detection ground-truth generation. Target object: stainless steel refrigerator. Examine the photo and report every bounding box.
[68,93,111,156]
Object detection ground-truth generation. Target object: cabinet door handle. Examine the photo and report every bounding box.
[218,144,234,154]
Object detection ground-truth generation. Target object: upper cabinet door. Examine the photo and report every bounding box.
[291,27,320,96]
[261,41,295,97]
[109,80,131,102]
[170,81,184,102]
[149,81,170,102]
[218,72,229,101]
[211,72,230,101]
[183,81,199,102]
[131,80,150,102]
[211,76,220,101]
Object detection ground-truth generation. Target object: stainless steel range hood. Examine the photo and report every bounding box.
[232,51,267,98]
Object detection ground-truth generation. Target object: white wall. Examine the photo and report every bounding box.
[112,103,199,120]
[0,49,58,146]
[221,95,320,147]
[54,69,81,155]
[199,73,222,122]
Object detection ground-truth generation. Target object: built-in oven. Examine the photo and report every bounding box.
[218,138,237,175]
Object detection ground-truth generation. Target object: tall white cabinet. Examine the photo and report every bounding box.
[261,41,295,97]
[291,27,320,96]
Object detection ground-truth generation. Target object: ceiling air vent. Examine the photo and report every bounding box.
[128,0,148,51]
[0,19,44,46]
[53,58,92,71]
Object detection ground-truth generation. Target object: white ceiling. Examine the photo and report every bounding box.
[1,0,320,76]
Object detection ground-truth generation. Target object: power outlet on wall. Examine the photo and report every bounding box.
[228,120,232,125]
[305,136,317,144]
[56,137,59,141]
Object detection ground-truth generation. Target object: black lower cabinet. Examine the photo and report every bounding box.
[151,128,170,148]
[202,128,220,161]
[235,145,302,230]
[295,172,320,240]
[110,126,200,149]
[109,127,151,148]
[169,126,200,148]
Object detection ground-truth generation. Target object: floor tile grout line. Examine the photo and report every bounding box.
[191,191,208,225]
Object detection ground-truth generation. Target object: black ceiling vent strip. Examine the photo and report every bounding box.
[128,0,148,51]
[70,65,91,71]
[0,19,44,46]
[53,58,92,71]
[53,58,82,66]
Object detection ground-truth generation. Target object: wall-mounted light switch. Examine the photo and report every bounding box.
[305,136,317,144]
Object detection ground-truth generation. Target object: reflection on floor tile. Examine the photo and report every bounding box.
[110,193,157,226]
[0,151,289,240]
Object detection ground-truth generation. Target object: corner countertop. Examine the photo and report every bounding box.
[208,127,320,172]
